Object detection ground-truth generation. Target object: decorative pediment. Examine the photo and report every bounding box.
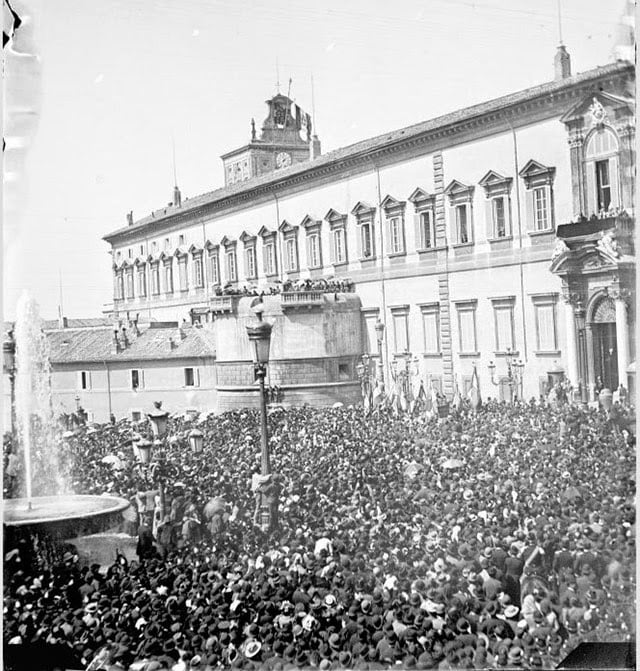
[560,90,634,127]
[478,170,512,196]
[257,226,276,239]
[204,240,219,252]
[351,201,376,218]
[518,160,555,189]
[444,180,474,202]
[173,246,188,258]
[220,236,236,248]
[324,208,346,223]
[278,220,298,235]
[239,231,257,244]
[188,243,203,255]
[300,215,321,230]
[146,253,161,264]
[159,251,172,262]
[380,195,405,213]
[407,187,435,206]
[133,256,147,266]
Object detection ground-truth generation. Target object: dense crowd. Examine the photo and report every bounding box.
[3,398,635,670]
[211,277,354,297]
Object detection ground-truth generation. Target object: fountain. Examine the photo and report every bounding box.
[3,294,129,553]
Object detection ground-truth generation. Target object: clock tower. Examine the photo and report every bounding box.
[221,93,320,186]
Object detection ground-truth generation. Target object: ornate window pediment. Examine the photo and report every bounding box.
[239,231,256,245]
[351,201,376,218]
[408,187,435,208]
[380,195,406,215]
[478,170,513,196]
[560,91,633,128]
[173,246,188,258]
[518,160,556,189]
[220,236,236,249]
[204,240,219,252]
[444,180,474,203]
[278,220,298,235]
[257,226,275,239]
[325,208,347,225]
[300,215,321,232]
[188,243,203,255]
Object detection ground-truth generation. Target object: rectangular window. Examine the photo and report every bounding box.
[178,260,188,291]
[360,221,373,259]
[333,228,346,264]
[184,367,198,387]
[128,248,133,258]
[131,411,142,422]
[137,269,146,297]
[151,264,160,295]
[392,310,409,354]
[164,263,174,293]
[131,369,143,390]
[533,187,549,231]
[307,234,321,268]
[164,238,171,250]
[126,271,134,299]
[492,197,506,238]
[418,210,434,249]
[494,306,515,351]
[116,274,124,300]
[178,234,185,245]
[285,238,298,272]
[363,310,380,355]
[264,242,276,275]
[245,247,257,279]
[226,250,237,282]
[457,306,477,353]
[595,159,612,211]
[421,306,440,354]
[388,217,404,254]
[456,204,469,244]
[151,241,158,252]
[535,302,557,352]
[193,257,204,287]
[209,252,220,284]
[80,371,91,390]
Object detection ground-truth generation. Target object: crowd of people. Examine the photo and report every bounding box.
[3,396,635,670]
[211,277,355,297]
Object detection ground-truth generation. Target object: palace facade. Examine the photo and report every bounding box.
[99,52,634,410]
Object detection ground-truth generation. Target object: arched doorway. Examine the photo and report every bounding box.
[591,296,618,390]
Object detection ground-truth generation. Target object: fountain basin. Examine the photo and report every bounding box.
[3,495,130,538]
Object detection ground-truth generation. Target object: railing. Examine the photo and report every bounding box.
[209,295,235,313]
[280,291,324,308]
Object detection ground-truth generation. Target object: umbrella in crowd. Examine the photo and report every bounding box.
[203,496,227,519]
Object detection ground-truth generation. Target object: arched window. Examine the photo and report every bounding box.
[584,127,620,215]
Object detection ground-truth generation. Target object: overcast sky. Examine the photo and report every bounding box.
[3,0,629,320]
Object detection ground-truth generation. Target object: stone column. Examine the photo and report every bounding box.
[615,295,630,389]
[563,299,579,388]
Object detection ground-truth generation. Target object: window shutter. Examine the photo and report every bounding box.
[448,206,457,243]
[524,189,536,231]
[548,186,556,230]
[413,214,422,249]
[87,372,92,389]
[356,223,363,259]
[77,371,83,390]
[609,156,620,208]
[140,370,145,389]
[400,217,406,253]
[485,199,493,239]
[585,162,597,215]
[195,368,200,387]
[329,231,336,264]
[506,196,513,237]
[468,204,474,243]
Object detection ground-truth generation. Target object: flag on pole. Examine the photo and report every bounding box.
[451,380,462,410]
[467,365,482,412]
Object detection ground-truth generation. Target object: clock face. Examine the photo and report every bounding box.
[276,152,292,169]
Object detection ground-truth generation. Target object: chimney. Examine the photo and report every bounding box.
[173,185,182,207]
[309,134,322,160]
[169,336,177,350]
[113,329,121,354]
[554,45,571,80]
[126,211,134,226]
[58,314,68,329]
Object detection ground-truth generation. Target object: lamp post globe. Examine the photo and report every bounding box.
[188,428,204,453]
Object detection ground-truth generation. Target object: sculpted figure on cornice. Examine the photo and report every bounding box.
[597,229,620,259]
[551,238,570,262]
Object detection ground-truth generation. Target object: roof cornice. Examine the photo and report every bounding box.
[104,62,633,245]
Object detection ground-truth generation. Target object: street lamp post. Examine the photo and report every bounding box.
[488,348,525,401]
[3,329,16,440]
[246,306,274,532]
[147,401,169,439]
[188,428,204,453]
